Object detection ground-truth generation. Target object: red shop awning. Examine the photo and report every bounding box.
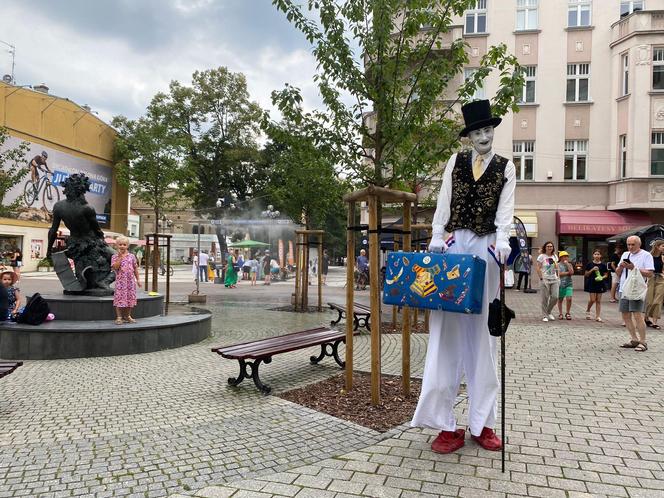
[556,210,652,235]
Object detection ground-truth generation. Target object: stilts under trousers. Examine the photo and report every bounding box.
[411,229,500,437]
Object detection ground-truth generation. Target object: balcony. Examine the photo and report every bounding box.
[611,10,664,46]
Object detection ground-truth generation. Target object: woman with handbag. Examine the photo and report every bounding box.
[645,240,664,330]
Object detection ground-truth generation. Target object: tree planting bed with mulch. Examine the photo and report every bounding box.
[278,371,422,433]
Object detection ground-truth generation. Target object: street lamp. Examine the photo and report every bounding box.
[261,205,280,219]
[261,205,280,275]
[0,40,16,84]
[160,215,172,233]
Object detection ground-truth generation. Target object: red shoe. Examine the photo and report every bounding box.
[471,427,502,451]
[431,428,465,454]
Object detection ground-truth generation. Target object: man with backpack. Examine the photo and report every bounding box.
[616,235,654,352]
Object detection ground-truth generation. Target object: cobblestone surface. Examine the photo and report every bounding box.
[4,268,664,497]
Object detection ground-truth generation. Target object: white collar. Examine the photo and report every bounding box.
[472,149,494,162]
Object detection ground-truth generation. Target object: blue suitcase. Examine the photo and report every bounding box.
[382,252,486,314]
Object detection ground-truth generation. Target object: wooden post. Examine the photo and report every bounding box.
[317,234,322,312]
[413,308,419,328]
[392,237,399,329]
[303,236,309,309]
[368,194,381,405]
[402,202,412,396]
[294,234,301,311]
[144,236,150,290]
[151,235,159,293]
[345,202,356,391]
[424,309,430,333]
[165,235,171,315]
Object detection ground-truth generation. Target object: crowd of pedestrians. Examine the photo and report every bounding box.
[523,234,663,352]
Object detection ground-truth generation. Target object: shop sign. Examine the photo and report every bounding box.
[1,136,113,226]
[558,223,637,235]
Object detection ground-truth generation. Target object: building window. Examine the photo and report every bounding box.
[621,53,629,96]
[519,66,536,103]
[516,0,538,30]
[620,0,644,17]
[564,140,587,180]
[465,0,487,35]
[568,0,591,27]
[566,63,590,102]
[464,68,486,100]
[653,48,664,90]
[620,135,627,178]
[651,132,664,175]
[513,141,534,180]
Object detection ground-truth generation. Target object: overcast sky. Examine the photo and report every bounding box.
[0,0,321,123]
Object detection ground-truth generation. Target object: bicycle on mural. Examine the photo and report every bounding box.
[23,151,61,210]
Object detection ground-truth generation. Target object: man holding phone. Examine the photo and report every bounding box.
[616,235,654,352]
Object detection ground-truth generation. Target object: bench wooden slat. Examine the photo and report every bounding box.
[328,302,371,314]
[222,334,345,360]
[218,329,344,359]
[212,327,331,355]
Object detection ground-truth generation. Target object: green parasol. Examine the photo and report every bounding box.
[227,239,270,248]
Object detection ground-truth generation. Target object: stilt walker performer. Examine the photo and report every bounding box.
[411,99,515,453]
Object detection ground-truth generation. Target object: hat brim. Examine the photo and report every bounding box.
[460,117,502,137]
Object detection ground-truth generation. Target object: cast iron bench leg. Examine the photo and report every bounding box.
[355,314,370,331]
[330,308,344,326]
[228,358,272,394]
[228,359,249,387]
[310,340,346,368]
[353,315,360,330]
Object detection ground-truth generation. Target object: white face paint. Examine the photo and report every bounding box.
[468,126,494,156]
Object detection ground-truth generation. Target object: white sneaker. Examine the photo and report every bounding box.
[542,317,549,322]
[548,314,555,321]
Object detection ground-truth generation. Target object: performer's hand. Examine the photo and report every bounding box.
[495,239,511,264]
[428,234,448,253]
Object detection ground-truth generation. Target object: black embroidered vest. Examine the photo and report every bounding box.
[445,150,507,237]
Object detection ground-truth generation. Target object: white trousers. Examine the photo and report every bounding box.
[411,229,500,437]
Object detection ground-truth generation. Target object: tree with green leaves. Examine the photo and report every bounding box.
[112,112,183,228]
[148,67,266,210]
[264,120,348,231]
[270,0,524,196]
[0,127,29,218]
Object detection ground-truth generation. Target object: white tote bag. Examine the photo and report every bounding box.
[621,267,648,301]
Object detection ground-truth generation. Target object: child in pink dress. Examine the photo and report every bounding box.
[111,236,141,324]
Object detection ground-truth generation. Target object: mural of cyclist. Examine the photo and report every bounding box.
[29,150,51,183]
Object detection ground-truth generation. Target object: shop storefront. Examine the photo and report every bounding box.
[556,210,651,272]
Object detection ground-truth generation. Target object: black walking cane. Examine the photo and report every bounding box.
[490,263,514,472]
[499,262,506,473]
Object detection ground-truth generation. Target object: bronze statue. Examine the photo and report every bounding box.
[46,174,115,295]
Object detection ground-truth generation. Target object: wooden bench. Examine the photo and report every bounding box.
[0,361,23,380]
[212,327,351,394]
[328,302,372,331]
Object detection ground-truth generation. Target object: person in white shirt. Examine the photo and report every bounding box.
[411,100,514,455]
[616,235,654,352]
[198,250,209,282]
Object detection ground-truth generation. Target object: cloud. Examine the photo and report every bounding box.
[0,0,321,123]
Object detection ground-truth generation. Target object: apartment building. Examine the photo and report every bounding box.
[451,0,664,263]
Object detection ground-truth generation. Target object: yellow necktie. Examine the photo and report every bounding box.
[472,154,484,181]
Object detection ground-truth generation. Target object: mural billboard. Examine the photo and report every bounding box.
[2,136,113,226]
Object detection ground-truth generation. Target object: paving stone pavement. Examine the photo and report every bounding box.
[3,269,664,497]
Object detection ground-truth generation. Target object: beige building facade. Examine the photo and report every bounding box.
[444,0,664,264]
